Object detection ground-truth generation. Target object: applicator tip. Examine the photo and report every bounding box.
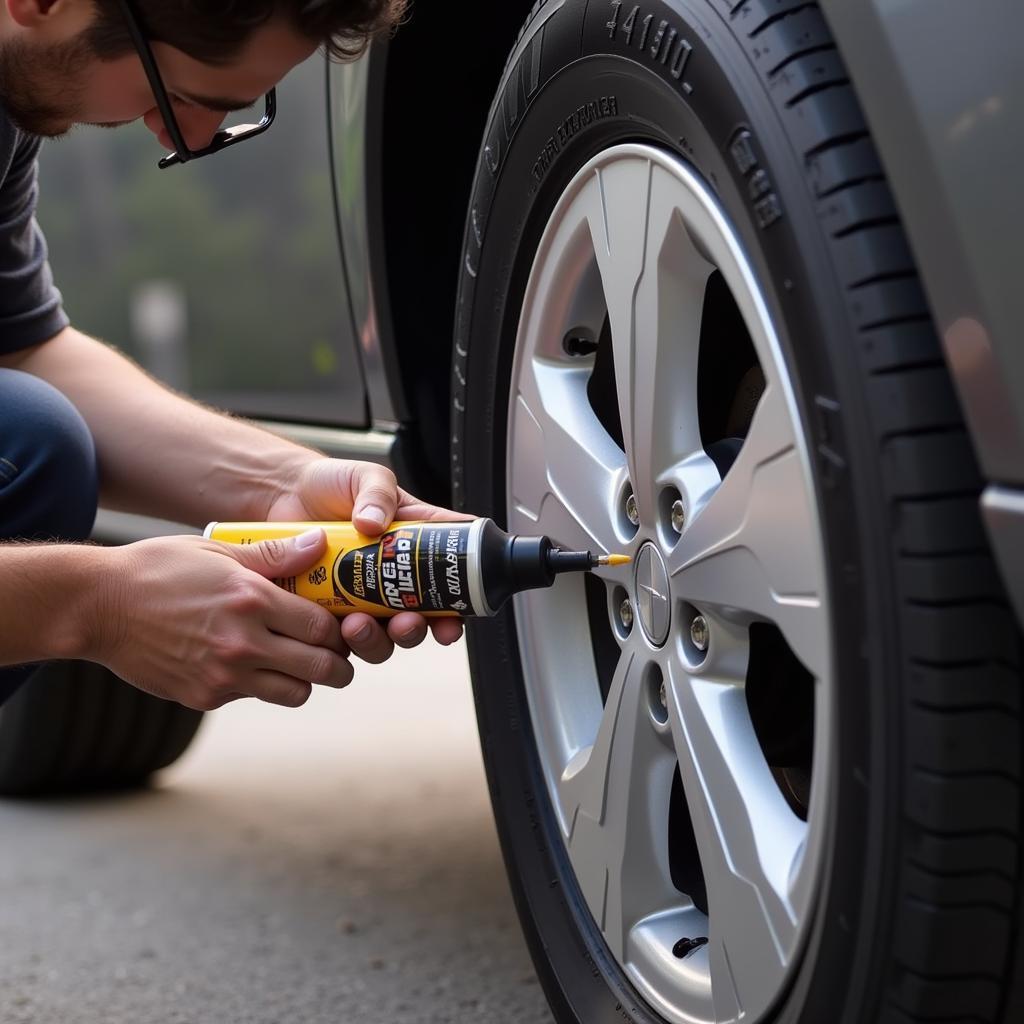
[598,553,632,566]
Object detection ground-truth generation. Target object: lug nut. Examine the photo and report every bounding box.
[659,680,667,709]
[625,493,640,526]
[690,614,710,653]
[671,499,686,534]
[619,599,634,631]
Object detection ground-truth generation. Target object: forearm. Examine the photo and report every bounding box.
[0,544,111,666]
[0,328,319,526]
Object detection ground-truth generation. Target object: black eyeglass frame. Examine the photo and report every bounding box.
[115,0,277,169]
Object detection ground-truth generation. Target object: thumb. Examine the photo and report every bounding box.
[350,463,400,536]
[226,528,327,580]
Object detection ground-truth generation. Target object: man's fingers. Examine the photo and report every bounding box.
[342,613,395,664]
[223,528,327,579]
[265,591,348,654]
[429,618,465,646]
[345,612,463,655]
[265,637,354,689]
[388,612,429,649]
[244,672,314,709]
[395,492,473,523]
[350,463,400,535]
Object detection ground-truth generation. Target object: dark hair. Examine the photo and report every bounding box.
[85,0,406,65]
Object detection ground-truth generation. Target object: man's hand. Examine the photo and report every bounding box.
[90,530,354,711]
[266,459,470,661]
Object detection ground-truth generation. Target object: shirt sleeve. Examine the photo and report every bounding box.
[0,134,69,354]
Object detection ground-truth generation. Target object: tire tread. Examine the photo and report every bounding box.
[709,3,1022,1021]
[0,664,203,795]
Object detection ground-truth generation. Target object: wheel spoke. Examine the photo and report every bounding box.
[559,650,676,959]
[668,383,829,680]
[585,161,715,516]
[666,661,807,1021]
[510,363,627,557]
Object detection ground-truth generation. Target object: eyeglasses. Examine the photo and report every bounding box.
[116,0,277,169]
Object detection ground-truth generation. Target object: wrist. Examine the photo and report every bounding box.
[258,448,321,521]
[59,545,128,663]
[248,446,319,522]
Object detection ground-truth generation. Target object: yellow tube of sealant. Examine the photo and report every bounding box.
[205,520,630,619]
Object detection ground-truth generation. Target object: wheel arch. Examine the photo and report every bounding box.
[819,0,1024,483]
[819,0,1024,634]
[368,1,539,503]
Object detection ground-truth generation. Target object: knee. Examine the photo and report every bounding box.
[0,369,98,542]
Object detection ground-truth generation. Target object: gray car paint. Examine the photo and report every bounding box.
[820,0,1024,622]
[327,55,406,429]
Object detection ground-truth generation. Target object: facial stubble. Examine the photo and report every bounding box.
[0,36,95,139]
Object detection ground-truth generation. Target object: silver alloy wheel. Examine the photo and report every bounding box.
[506,145,833,1024]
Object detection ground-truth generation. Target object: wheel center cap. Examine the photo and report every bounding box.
[635,543,671,646]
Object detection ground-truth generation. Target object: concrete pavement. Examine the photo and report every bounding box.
[0,642,553,1024]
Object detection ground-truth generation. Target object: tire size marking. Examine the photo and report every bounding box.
[606,2,695,94]
[531,96,620,185]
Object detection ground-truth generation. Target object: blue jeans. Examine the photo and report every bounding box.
[0,369,99,706]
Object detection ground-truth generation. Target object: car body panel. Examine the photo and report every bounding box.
[327,54,407,429]
[820,0,1024,483]
[983,487,1024,630]
[820,0,1024,623]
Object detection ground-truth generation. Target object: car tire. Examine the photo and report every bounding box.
[452,2,1022,1023]
[0,662,203,797]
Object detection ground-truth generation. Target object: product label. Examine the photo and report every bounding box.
[206,520,479,618]
[333,523,475,614]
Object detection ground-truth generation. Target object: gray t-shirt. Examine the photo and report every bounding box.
[0,106,69,355]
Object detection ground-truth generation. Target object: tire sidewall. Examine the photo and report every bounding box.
[454,3,896,1021]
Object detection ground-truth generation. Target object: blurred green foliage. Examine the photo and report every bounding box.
[35,56,363,421]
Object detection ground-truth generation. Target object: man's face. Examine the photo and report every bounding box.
[0,8,317,147]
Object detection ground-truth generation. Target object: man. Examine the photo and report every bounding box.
[0,0,465,713]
